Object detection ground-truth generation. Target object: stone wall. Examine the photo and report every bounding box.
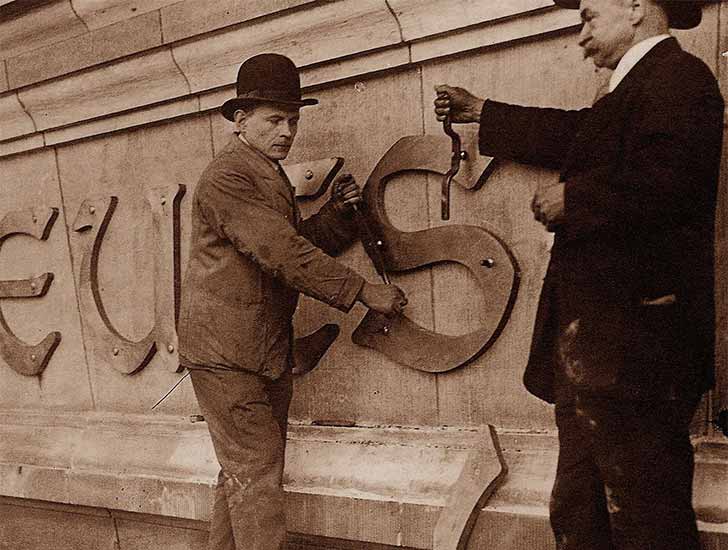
[0,1,726,548]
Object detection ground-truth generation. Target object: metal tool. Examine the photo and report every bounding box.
[441,116,467,221]
[151,369,190,410]
[353,203,390,284]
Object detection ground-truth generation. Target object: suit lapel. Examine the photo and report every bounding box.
[561,38,682,177]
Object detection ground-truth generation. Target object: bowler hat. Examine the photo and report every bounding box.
[553,0,711,29]
[221,53,318,122]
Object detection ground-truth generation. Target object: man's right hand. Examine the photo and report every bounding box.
[434,84,485,124]
[357,282,407,317]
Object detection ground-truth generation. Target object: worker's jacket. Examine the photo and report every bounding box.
[179,136,364,379]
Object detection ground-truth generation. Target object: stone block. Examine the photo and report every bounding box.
[388,0,553,42]
[410,6,579,63]
[0,92,35,141]
[171,0,401,95]
[161,0,317,44]
[17,48,189,131]
[0,148,92,410]
[115,516,209,550]
[43,96,200,147]
[0,60,7,93]
[286,491,403,547]
[0,501,118,550]
[7,11,162,89]
[0,1,86,62]
[73,0,180,31]
[0,133,43,157]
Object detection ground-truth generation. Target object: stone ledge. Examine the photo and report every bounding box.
[0,410,726,548]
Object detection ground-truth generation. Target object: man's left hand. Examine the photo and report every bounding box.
[531,182,565,231]
[331,173,363,213]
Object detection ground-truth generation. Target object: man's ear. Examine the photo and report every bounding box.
[629,0,645,26]
[233,109,247,134]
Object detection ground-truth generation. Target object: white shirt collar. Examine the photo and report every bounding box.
[609,34,671,92]
[237,132,280,172]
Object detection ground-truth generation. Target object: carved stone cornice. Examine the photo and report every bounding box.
[0,0,582,158]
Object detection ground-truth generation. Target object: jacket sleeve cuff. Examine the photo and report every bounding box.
[335,272,365,313]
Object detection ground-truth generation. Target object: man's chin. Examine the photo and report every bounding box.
[268,148,290,160]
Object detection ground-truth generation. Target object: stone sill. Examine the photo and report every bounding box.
[0,410,726,548]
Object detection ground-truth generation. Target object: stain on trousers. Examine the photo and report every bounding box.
[550,395,701,550]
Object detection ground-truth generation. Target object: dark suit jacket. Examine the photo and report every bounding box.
[479,38,724,403]
[178,136,364,379]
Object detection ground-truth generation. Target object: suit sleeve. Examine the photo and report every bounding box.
[198,168,364,312]
[479,99,588,170]
[299,201,359,257]
[563,64,724,235]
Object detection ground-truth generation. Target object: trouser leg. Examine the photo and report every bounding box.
[190,368,293,550]
[207,471,235,550]
[550,402,615,550]
[584,397,701,550]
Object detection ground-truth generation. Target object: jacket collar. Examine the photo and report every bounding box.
[608,36,681,96]
[609,34,671,92]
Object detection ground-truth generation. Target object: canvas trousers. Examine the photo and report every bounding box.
[190,368,293,550]
[549,394,701,550]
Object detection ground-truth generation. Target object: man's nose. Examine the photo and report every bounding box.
[279,122,293,138]
[578,25,591,48]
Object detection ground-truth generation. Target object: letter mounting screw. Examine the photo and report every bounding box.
[481,258,495,268]
[167,344,175,353]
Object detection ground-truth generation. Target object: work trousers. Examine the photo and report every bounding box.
[190,368,293,550]
[550,394,701,550]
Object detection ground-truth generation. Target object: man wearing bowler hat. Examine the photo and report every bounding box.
[435,1,723,548]
[179,53,406,550]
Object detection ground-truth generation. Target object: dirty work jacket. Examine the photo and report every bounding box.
[179,136,364,379]
[478,38,724,403]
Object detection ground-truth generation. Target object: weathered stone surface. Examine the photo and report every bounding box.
[44,96,200,147]
[115,516,209,550]
[17,49,189,131]
[0,133,43,157]
[6,11,162,89]
[0,502,118,550]
[161,0,317,44]
[0,1,86,61]
[72,0,179,31]
[0,92,35,141]
[171,0,401,94]
[0,60,8,93]
[410,5,580,63]
[389,0,553,42]
[55,115,212,413]
[0,148,92,410]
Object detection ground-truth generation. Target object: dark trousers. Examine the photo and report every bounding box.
[550,395,701,550]
[190,368,293,550]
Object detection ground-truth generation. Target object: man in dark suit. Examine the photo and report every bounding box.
[435,1,723,548]
[179,53,406,550]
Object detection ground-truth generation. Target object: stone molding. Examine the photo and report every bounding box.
[0,410,726,547]
[0,0,580,158]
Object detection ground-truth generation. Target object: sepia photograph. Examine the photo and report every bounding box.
[0,0,727,548]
